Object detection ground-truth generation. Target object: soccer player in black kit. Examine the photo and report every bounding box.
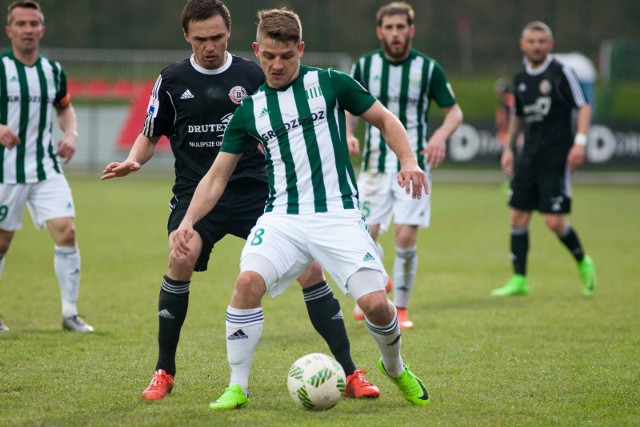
[101,0,379,401]
[492,21,596,298]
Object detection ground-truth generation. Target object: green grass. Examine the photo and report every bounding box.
[1,175,639,426]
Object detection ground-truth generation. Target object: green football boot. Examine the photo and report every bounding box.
[209,385,249,410]
[578,255,596,297]
[378,358,430,406]
[491,274,529,296]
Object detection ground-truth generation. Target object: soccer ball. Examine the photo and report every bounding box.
[287,353,346,411]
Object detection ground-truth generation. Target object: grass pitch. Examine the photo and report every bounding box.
[1,174,639,426]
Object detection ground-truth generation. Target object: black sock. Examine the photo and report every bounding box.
[303,281,356,376]
[558,225,585,262]
[155,275,190,376]
[511,227,529,276]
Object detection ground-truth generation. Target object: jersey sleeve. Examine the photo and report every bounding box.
[429,62,457,108]
[513,75,524,117]
[329,69,376,116]
[220,102,254,154]
[142,74,175,138]
[53,67,71,109]
[559,66,588,108]
[350,59,363,85]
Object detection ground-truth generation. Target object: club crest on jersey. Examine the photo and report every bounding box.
[305,82,322,100]
[409,73,422,90]
[539,79,552,95]
[229,86,248,104]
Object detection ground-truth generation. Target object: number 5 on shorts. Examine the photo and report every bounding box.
[250,228,265,246]
[360,200,371,219]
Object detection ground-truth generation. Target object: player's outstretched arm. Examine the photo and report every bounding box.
[345,111,361,156]
[172,151,241,258]
[359,101,428,199]
[55,104,79,164]
[101,134,160,180]
[501,115,523,176]
[567,104,592,170]
[422,104,463,168]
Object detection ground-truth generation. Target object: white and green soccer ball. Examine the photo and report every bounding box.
[287,353,346,411]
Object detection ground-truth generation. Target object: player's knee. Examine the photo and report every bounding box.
[511,209,530,228]
[232,271,266,307]
[0,238,11,255]
[357,290,392,320]
[395,225,417,247]
[61,224,76,245]
[50,219,76,246]
[544,215,564,234]
[297,261,325,288]
[168,250,197,276]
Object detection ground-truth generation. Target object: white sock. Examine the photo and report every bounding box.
[393,245,417,308]
[226,306,264,395]
[54,245,80,318]
[365,306,404,377]
[0,255,5,280]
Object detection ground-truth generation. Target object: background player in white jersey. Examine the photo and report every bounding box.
[0,0,92,333]
[173,7,431,410]
[347,2,463,329]
[101,0,379,401]
[492,21,596,297]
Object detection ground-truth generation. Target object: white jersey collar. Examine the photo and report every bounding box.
[190,52,232,75]
[524,54,553,76]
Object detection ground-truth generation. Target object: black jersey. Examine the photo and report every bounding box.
[513,55,588,166]
[142,54,267,195]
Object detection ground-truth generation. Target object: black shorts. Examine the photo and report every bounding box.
[167,178,268,272]
[508,159,572,214]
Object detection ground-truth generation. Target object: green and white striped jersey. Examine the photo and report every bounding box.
[0,52,69,184]
[221,65,376,214]
[351,48,457,172]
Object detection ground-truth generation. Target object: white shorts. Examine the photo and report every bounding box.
[357,169,432,234]
[239,210,388,298]
[0,174,75,231]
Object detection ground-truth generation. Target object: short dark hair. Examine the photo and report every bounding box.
[256,8,302,46]
[181,0,231,33]
[7,0,43,25]
[376,1,414,27]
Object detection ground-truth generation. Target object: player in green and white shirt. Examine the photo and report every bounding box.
[221,63,371,215]
[173,8,431,410]
[0,51,67,184]
[351,49,456,172]
[0,1,92,333]
[347,2,463,329]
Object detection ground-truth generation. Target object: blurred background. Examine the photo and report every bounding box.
[2,0,639,175]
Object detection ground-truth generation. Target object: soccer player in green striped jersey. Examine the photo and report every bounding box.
[0,1,92,333]
[173,7,431,409]
[347,2,463,329]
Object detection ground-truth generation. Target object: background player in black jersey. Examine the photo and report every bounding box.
[492,21,596,298]
[101,0,379,401]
